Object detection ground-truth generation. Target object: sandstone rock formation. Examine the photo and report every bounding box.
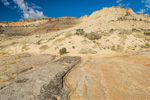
[66,51,150,100]
[0,55,81,100]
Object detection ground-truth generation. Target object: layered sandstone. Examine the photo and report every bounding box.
[66,51,150,100]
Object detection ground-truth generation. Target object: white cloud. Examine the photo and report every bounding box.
[144,13,149,16]
[118,3,130,8]
[137,9,146,14]
[142,0,150,9]
[1,0,10,6]
[116,0,122,3]
[116,0,130,8]
[11,0,46,20]
[138,0,150,16]
[31,3,41,9]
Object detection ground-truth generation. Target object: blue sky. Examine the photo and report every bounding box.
[0,0,150,22]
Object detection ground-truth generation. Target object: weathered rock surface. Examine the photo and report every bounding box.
[0,55,81,100]
[66,51,150,100]
[0,53,56,84]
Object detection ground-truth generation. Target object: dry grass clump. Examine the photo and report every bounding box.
[22,44,30,50]
[75,29,101,40]
[79,48,97,54]
[40,45,49,50]
[84,32,101,40]
[140,44,150,48]
[144,32,150,36]
[75,29,85,35]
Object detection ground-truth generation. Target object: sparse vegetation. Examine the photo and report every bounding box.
[36,39,44,45]
[72,46,75,49]
[139,19,142,21]
[109,29,116,33]
[144,32,150,36]
[75,29,85,35]
[40,45,49,50]
[79,48,97,54]
[84,32,101,40]
[59,48,67,55]
[0,26,3,34]
[22,44,30,50]
[119,30,132,35]
[140,44,150,48]
[52,34,72,45]
[0,41,19,51]
[134,33,144,39]
[132,28,141,32]
[81,40,91,44]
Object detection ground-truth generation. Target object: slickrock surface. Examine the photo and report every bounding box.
[0,53,56,84]
[0,54,81,100]
[65,51,150,100]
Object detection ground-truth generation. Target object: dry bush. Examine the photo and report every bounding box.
[84,32,101,40]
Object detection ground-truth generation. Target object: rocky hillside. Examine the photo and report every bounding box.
[0,6,150,100]
[1,7,150,55]
[0,17,80,36]
[78,6,150,33]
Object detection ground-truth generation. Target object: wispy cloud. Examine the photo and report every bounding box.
[142,0,150,9]
[116,0,122,4]
[12,0,46,20]
[137,0,150,16]
[137,9,146,14]
[1,0,10,6]
[116,0,130,8]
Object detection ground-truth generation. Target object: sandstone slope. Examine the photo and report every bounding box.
[66,51,150,100]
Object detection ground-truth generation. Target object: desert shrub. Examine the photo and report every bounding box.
[75,29,85,35]
[59,48,67,55]
[0,26,3,34]
[52,34,72,45]
[22,44,30,50]
[139,19,142,21]
[109,29,116,33]
[84,32,101,40]
[11,41,19,45]
[132,28,141,32]
[79,48,97,54]
[119,30,132,35]
[36,39,44,45]
[140,44,150,48]
[40,45,49,50]
[72,46,75,49]
[0,46,5,50]
[144,32,150,36]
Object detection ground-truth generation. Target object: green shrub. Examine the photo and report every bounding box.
[139,19,142,21]
[59,48,67,55]
[75,29,85,35]
[84,32,101,40]
[144,32,150,36]
[132,28,141,32]
[72,46,75,49]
